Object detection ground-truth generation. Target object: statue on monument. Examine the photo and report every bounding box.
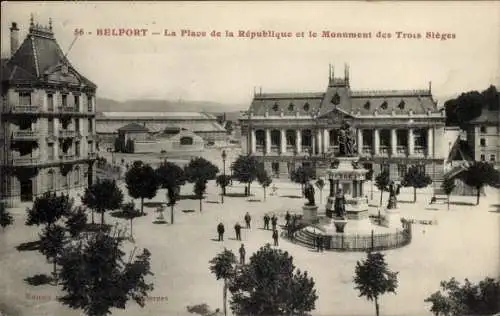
[387,181,402,209]
[337,120,357,157]
[334,188,346,218]
[303,182,316,206]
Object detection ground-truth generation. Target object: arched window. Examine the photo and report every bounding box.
[364,101,371,109]
[47,169,54,191]
[272,102,279,112]
[288,102,295,112]
[331,92,340,105]
[74,166,80,185]
[303,102,310,112]
[381,101,388,110]
[180,136,194,145]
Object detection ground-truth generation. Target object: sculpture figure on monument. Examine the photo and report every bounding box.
[334,188,346,218]
[303,182,316,206]
[337,120,357,157]
[387,181,402,209]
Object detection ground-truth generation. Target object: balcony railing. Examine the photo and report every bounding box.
[362,146,373,155]
[88,152,97,159]
[11,105,40,113]
[396,146,408,156]
[59,154,76,161]
[12,157,40,166]
[58,130,76,138]
[379,146,390,156]
[414,146,427,157]
[58,106,76,113]
[12,130,39,141]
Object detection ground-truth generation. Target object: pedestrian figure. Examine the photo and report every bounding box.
[239,244,246,265]
[430,196,437,204]
[217,222,225,241]
[272,229,279,246]
[244,212,251,229]
[263,214,270,230]
[271,215,278,231]
[285,211,291,227]
[234,222,242,241]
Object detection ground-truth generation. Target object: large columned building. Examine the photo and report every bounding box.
[239,65,446,186]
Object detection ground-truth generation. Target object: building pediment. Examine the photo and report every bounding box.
[318,108,353,123]
[44,64,82,85]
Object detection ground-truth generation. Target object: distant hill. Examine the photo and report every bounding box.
[96,98,248,113]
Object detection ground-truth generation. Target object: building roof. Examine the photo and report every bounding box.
[97,121,226,134]
[117,122,150,132]
[468,109,499,124]
[97,112,215,120]
[447,136,474,163]
[247,74,439,117]
[2,19,96,88]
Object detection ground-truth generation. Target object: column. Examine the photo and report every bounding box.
[329,179,334,196]
[427,127,433,157]
[323,129,329,153]
[408,128,414,156]
[317,129,322,154]
[357,129,363,154]
[391,128,397,156]
[296,130,301,154]
[280,129,286,154]
[353,180,358,198]
[312,134,316,155]
[265,129,271,154]
[251,129,256,154]
[359,181,364,197]
[373,129,380,155]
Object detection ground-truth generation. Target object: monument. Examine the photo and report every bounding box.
[295,120,411,251]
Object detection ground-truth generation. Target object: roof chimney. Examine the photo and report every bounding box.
[10,22,20,57]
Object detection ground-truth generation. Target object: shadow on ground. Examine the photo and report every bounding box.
[152,220,168,225]
[205,200,220,204]
[225,193,253,198]
[24,274,53,286]
[16,240,40,252]
[280,195,302,199]
[110,211,148,219]
[179,194,198,200]
[182,209,196,213]
[143,202,165,208]
[449,201,476,206]
[247,199,262,203]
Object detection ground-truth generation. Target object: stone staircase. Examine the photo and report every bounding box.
[293,227,325,249]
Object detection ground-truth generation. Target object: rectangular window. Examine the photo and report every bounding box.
[74,95,80,110]
[62,94,68,107]
[398,164,407,178]
[88,141,93,153]
[48,118,54,134]
[47,94,54,111]
[490,155,496,162]
[480,138,486,147]
[75,119,80,133]
[75,142,80,157]
[480,154,485,161]
[480,126,487,133]
[48,144,54,160]
[87,95,93,112]
[88,119,93,133]
[19,92,31,105]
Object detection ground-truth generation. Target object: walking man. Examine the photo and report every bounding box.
[234,222,242,241]
[272,229,279,246]
[217,222,225,241]
[239,244,246,265]
[315,234,322,252]
[244,212,251,229]
[271,215,278,231]
[263,214,270,230]
[285,211,291,227]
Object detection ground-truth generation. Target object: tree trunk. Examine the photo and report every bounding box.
[171,204,174,224]
[130,218,133,238]
[476,187,480,205]
[223,279,227,316]
[199,198,202,212]
[221,190,224,204]
[263,187,266,201]
[413,187,417,203]
[223,186,226,195]
[53,259,57,284]
[101,211,105,225]
[375,297,380,316]
[91,209,95,224]
[141,197,144,215]
[247,183,251,196]
[380,190,383,206]
[447,195,450,210]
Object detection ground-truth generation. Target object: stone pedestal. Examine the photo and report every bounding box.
[302,205,319,224]
[381,208,402,228]
[332,217,347,233]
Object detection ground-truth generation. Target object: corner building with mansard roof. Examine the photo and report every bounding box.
[239,65,447,188]
[1,17,98,206]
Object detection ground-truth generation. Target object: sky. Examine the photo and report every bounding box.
[1,1,499,107]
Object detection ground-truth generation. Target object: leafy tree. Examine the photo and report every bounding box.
[354,251,399,316]
[114,137,125,153]
[315,178,325,204]
[0,202,14,231]
[424,277,500,316]
[228,244,317,315]
[26,192,72,228]
[290,166,314,195]
[231,155,261,196]
[39,224,66,282]
[401,165,432,203]
[256,168,272,201]
[82,179,124,225]
[125,161,158,215]
[121,201,142,240]
[375,171,391,206]
[65,206,88,237]
[209,248,237,316]
[58,231,154,316]
[441,176,456,210]
[194,180,207,212]
[156,161,186,224]
[216,175,231,204]
[184,157,219,184]
[458,161,497,205]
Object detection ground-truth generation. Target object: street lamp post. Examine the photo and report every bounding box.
[221,150,227,204]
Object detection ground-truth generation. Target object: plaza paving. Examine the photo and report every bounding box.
[0,178,499,316]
